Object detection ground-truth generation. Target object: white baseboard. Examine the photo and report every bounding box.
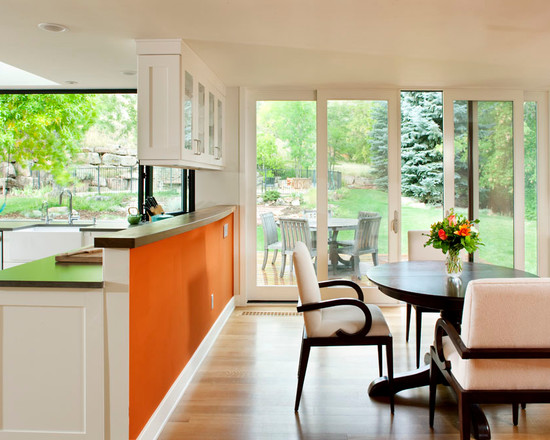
[136,297,235,440]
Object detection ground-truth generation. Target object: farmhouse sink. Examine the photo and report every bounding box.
[22,224,92,233]
[3,224,91,267]
[34,220,94,228]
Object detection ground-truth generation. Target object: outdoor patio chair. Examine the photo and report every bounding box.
[302,209,332,219]
[358,211,379,219]
[293,241,394,413]
[260,212,282,270]
[336,215,381,279]
[429,278,550,440]
[279,217,316,278]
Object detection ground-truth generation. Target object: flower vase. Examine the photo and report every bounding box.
[445,249,463,278]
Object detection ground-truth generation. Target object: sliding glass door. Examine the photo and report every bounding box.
[323,99,390,283]
[246,90,400,301]
[443,90,525,269]
[245,88,546,302]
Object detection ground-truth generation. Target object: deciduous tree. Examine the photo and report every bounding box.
[0,94,96,183]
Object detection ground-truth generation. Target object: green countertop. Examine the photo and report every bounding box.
[0,255,103,288]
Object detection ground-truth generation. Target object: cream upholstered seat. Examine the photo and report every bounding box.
[293,241,394,412]
[429,278,550,439]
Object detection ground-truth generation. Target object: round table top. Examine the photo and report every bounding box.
[367,261,537,312]
[308,218,358,231]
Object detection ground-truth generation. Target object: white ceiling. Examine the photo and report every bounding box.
[2,0,550,90]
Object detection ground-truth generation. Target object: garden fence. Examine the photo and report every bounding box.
[258,167,341,193]
[31,166,182,194]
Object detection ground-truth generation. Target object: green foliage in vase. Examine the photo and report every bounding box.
[425,209,483,254]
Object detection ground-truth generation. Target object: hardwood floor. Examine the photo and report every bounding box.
[159,306,550,440]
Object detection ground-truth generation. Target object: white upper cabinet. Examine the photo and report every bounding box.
[136,39,225,170]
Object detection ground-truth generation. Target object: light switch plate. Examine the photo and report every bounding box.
[223,223,228,238]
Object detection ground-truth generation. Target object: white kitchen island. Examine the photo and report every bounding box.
[0,205,236,440]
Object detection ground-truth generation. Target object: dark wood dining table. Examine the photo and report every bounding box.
[366,260,537,440]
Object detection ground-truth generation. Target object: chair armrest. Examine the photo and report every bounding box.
[297,298,372,337]
[434,318,550,362]
[433,318,460,370]
[318,279,364,301]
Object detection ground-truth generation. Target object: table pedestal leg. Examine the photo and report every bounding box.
[368,364,430,396]
[368,366,491,440]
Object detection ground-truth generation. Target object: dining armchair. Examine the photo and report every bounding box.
[260,212,282,270]
[407,230,445,368]
[336,215,381,279]
[279,217,316,278]
[292,241,394,413]
[429,278,550,440]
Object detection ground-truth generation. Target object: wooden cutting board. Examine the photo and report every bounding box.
[55,247,103,264]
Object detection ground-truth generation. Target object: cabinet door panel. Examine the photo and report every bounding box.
[215,95,224,164]
[138,55,181,161]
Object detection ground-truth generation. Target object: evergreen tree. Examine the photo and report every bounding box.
[369,101,389,189]
[400,92,444,205]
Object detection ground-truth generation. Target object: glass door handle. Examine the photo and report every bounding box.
[391,210,399,233]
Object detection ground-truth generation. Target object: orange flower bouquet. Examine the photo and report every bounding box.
[425,209,483,277]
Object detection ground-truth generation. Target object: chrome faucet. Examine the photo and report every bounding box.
[59,189,74,224]
[41,201,50,224]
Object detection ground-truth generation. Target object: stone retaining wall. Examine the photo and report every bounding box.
[0,144,138,192]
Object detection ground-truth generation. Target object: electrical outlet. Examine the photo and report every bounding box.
[211,293,214,310]
[223,223,228,238]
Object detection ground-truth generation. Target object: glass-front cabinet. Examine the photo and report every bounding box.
[136,39,225,170]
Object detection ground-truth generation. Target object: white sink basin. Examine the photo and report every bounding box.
[4,226,85,266]
[21,226,85,233]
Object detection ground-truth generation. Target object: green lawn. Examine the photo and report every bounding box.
[0,189,183,221]
[257,188,538,274]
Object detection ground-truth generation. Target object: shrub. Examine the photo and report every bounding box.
[263,190,280,202]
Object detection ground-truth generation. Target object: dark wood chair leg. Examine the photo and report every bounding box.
[295,339,311,411]
[459,395,471,440]
[429,355,438,428]
[386,339,394,414]
[377,345,383,377]
[406,303,411,342]
[415,307,423,368]
[512,403,519,426]
[521,403,526,409]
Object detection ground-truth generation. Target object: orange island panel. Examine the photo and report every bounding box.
[128,214,234,439]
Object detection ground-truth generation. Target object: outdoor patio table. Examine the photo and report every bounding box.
[307,218,357,268]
